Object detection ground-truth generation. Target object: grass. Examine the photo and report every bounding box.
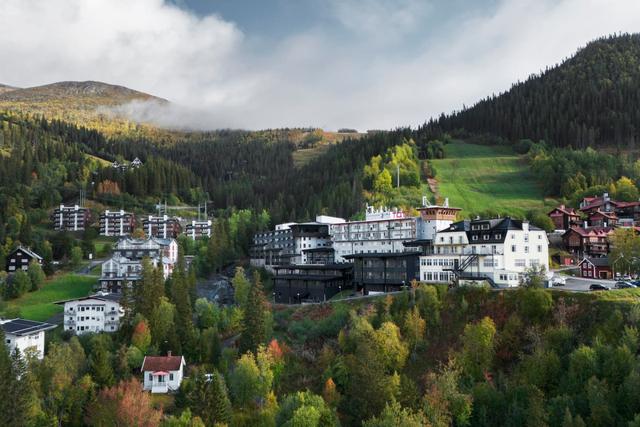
[430,142,551,217]
[3,274,96,321]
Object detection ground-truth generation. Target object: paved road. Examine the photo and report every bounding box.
[550,273,618,292]
[76,259,105,275]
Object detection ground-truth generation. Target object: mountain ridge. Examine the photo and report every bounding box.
[424,33,640,148]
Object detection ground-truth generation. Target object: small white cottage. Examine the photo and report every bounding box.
[141,352,186,393]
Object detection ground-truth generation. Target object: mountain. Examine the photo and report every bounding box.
[425,33,640,148]
[0,81,165,104]
[0,83,18,95]
[0,81,168,137]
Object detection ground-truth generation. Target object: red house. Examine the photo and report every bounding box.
[588,210,618,228]
[578,257,612,279]
[548,205,581,230]
[562,226,613,257]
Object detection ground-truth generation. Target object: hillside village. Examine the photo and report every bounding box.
[5,26,640,426]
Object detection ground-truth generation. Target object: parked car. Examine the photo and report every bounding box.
[551,276,566,286]
[590,284,610,291]
[615,281,637,289]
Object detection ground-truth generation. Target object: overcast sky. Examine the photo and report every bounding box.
[1,0,640,131]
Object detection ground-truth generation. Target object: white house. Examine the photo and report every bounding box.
[56,293,123,335]
[100,237,178,293]
[142,352,186,393]
[1,318,56,359]
[419,217,549,287]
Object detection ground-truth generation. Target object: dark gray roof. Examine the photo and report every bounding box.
[54,293,122,305]
[9,246,42,261]
[579,257,610,267]
[302,247,335,253]
[438,217,541,244]
[274,263,352,271]
[344,251,421,259]
[1,318,57,336]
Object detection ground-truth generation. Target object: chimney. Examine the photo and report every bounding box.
[560,204,565,209]
[522,220,529,232]
[167,350,172,357]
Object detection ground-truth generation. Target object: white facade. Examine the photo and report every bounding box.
[100,210,134,237]
[1,319,55,359]
[329,206,417,263]
[419,219,549,287]
[60,295,123,335]
[142,355,186,393]
[184,220,212,240]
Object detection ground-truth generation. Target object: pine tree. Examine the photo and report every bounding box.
[0,328,18,426]
[205,371,232,426]
[239,271,268,354]
[89,336,115,387]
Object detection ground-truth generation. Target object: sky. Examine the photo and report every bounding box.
[1,0,640,131]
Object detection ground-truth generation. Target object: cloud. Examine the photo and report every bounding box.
[1,0,640,131]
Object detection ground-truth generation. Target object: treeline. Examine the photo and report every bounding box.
[422,34,640,148]
[527,141,640,202]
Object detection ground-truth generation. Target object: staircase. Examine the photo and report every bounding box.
[445,254,500,288]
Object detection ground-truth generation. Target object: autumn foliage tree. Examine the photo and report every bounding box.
[86,378,162,427]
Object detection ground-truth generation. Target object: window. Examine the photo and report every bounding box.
[472,235,478,241]
[524,246,529,253]
[515,259,526,267]
[511,245,516,252]
[170,373,174,381]
[537,245,542,253]
[149,374,153,381]
[483,235,489,240]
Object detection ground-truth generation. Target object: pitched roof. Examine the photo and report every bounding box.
[142,355,184,372]
[0,318,56,336]
[548,205,579,216]
[578,257,610,267]
[563,226,614,238]
[9,246,42,261]
[54,293,122,305]
[589,210,617,219]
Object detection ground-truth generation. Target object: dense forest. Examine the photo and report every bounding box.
[422,34,640,149]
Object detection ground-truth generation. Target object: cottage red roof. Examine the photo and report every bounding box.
[589,210,617,219]
[564,226,613,238]
[548,205,579,216]
[142,355,183,372]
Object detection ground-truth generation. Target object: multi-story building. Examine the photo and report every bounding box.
[100,237,178,293]
[51,204,91,231]
[418,217,549,287]
[184,220,212,240]
[329,206,416,262]
[330,200,459,262]
[548,205,581,231]
[273,264,352,303]
[1,318,56,359]
[346,251,421,293]
[143,215,182,239]
[251,219,338,269]
[562,226,613,258]
[5,246,42,273]
[56,293,123,335]
[99,210,136,236]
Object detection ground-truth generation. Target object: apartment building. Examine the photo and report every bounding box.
[99,210,136,236]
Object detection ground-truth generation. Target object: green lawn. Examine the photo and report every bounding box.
[4,274,96,321]
[430,142,550,217]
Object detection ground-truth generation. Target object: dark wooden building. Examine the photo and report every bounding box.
[345,251,420,293]
[548,205,581,230]
[5,246,43,273]
[578,257,612,279]
[272,264,352,304]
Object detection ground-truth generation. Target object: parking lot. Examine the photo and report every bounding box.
[550,273,621,292]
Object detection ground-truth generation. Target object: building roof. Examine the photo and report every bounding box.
[302,247,335,253]
[589,210,618,219]
[9,246,43,261]
[0,318,57,336]
[142,355,184,372]
[274,263,352,271]
[273,274,343,281]
[548,205,579,216]
[344,251,421,259]
[54,293,122,305]
[440,217,541,234]
[563,226,614,238]
[578,257,610,267]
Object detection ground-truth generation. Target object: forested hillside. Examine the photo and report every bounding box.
[424,34,640,148]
